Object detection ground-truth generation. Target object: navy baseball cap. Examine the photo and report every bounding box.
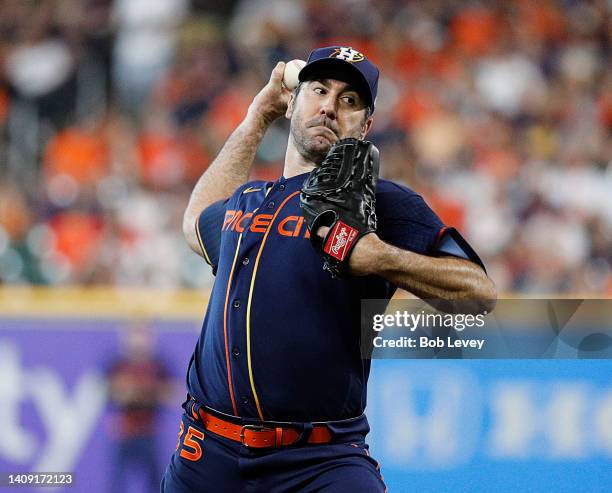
[298,46,379,112]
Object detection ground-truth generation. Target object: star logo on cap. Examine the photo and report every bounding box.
[330,47,365,63]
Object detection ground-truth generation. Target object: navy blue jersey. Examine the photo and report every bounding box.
[187,173,472,422]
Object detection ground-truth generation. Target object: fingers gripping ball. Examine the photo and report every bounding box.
[300,138,380,277]
[282,59,306,90]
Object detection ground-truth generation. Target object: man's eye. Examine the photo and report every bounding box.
[313,87,326,95]
[341,96,356,105]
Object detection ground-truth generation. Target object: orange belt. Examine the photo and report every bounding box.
[194,408,333,449]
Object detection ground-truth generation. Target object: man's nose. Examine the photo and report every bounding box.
[319,96,337,120]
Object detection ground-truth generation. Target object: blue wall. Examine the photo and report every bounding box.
[367,360,612,492]
[0,318,610,492]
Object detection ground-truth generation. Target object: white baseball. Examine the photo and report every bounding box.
[282,59,306,90]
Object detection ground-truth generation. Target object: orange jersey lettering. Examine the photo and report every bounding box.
[222,210,309,238]
[250,213,273,233]
[222,210,237,230]
[278,215,304,237]
[235,212,253,233]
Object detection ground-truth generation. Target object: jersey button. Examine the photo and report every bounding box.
[242,396,250,405]
[242,258,249,266]
[232,347,240,357]
[267,201,275,209]
[233,300,240,308]
[279,184,285,191]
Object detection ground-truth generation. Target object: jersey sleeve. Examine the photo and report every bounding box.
[376,181,445,254]
[195,199,227,275]
[376,181,485,270]
[193,181,268,275]
[434,226,486,272]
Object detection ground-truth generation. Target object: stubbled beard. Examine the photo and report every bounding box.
[289,118,331,165]
[289,111,366,165]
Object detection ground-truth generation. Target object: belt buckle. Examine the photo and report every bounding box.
[240,424,270,447]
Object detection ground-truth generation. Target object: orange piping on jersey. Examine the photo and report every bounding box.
[222,234,243,416]
[436,226,448,243]
[250,214,273,233]
[246,190,300,421]
[194,217,213,266]
[235,213,253,233]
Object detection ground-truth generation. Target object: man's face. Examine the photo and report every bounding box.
[286,78,373,164]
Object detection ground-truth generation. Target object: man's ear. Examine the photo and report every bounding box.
[359,116,374,139]
[285,92,295,119]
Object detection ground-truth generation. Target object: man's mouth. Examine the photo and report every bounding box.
[311,126,338,142]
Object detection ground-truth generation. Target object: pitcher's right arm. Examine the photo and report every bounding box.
[183,62,290,255]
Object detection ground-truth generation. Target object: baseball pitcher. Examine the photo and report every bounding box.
[161,45,496,493]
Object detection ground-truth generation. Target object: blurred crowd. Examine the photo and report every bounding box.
[0,0,610,294]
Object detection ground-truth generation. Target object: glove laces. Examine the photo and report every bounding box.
[317,147,345,183]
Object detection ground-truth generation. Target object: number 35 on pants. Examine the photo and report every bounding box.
[176,421,205,461]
